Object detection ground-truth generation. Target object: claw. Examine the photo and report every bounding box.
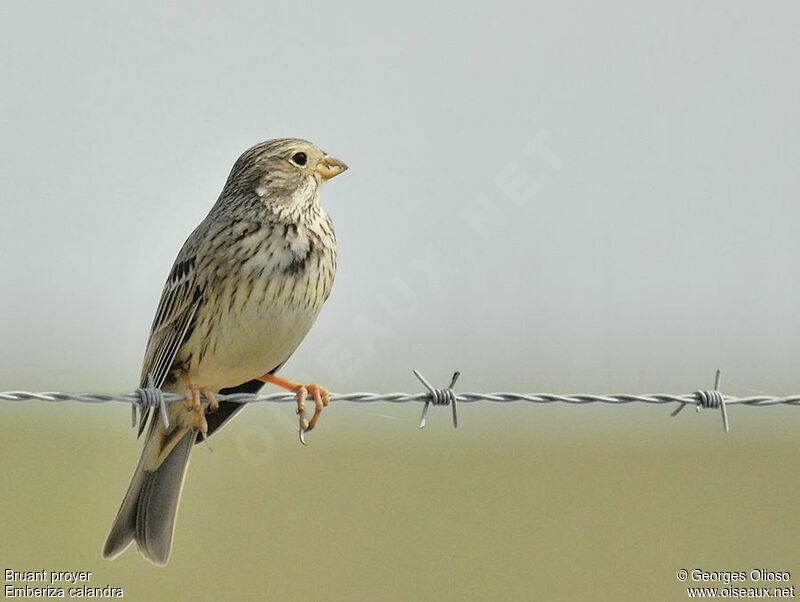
[185,385,208,435]
[257,373,330,444]
[295,386,311,445]
[202,388,219,412]
[306,384,329,431]
[294,384,329,445]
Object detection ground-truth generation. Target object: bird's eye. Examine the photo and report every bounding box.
[291,152,307,166]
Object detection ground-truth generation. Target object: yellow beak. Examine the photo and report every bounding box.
[316,155,348,180]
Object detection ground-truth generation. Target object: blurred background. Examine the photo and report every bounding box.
[2,2,799,600]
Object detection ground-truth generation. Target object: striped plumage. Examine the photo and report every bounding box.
[103,138,346,566]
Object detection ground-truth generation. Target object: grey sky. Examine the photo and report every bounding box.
[1,1,798,402]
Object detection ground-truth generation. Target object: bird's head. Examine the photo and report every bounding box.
[224,138,348,208]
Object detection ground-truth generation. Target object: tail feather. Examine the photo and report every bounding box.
[135,430,194,565]
[103,412,194,566]
[102,462,144,560]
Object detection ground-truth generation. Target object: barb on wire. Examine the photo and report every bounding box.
[3,369,800,433]
[133,373,169,429]
[671,370,730,432]
[414,370,460,429]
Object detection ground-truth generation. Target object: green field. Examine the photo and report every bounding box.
[2,398,798,601]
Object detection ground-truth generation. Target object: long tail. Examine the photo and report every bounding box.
[102,413,194,566]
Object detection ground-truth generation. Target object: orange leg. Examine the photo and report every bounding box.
[184,385,207,435]
[204,389,219,412]
[258,373,330,444]
[179,373,218,437]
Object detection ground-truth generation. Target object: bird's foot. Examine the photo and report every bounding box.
[203,388,219,412]
[184,385,217,436]
[294,383,330,441]
[258,374,330,445]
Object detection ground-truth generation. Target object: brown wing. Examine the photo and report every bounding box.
[137,252,204,435]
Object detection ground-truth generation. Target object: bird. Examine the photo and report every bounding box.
[102,138,347,566]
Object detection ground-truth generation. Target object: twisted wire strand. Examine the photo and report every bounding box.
[2,390,800,407]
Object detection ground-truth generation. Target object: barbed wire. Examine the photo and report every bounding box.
[2,369,799,433]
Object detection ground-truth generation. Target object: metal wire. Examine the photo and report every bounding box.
[4,389,800,407]
[2,369,799,433]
